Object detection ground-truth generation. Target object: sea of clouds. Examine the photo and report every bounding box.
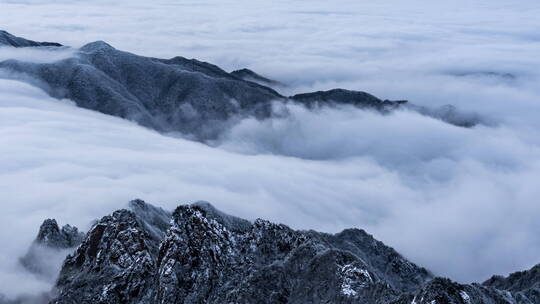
[1,0,540,300]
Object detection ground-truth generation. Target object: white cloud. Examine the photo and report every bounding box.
[0,46,75,64]
[1,76,540,297]
[0,0,540,300]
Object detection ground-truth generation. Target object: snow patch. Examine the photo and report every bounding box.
[339,264,373,297]
[460,290,471,303]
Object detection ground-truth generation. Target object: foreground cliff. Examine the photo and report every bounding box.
[48,200,430,303]
[11,200,537,303]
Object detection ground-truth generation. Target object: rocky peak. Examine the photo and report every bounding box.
[79,40,115,53]
[190,200,252,232]
[20,219,84,282]
[128,199,171,254]
[36,219,61,243]
[326,228,432,292]
[35,219,84,249]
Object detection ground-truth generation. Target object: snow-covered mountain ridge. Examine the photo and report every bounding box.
[14,200,540,304]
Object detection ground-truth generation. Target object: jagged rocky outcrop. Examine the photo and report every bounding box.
[48,200,430,303]
[53,210,156,303]
[391,275,540,304]
[33,219,83,249]
[380,253,540,303]
[9,220,84,304]
[20,219,84,280]
[0,31,482,141]
[483,264,540,303]
[17,199,540,303]
[50,200,171,304]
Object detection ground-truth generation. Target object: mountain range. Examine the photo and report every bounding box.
[0,30,483,141]
[12,199,540,304]
[1,30,526,303]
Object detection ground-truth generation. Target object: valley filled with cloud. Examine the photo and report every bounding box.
[1,0,540,300]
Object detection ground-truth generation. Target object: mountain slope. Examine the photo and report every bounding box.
[0,30,62,48]
[0,31,482,141]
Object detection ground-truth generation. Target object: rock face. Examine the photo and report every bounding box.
[483,264,540,303]
[17,200,540,304]
[49,200,431,303]
[50,200,171,304]
[391,275,540,304]
[0,30,482,141]
[53,209,156,303]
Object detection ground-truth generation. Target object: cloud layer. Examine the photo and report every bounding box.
[1,0,540,300]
